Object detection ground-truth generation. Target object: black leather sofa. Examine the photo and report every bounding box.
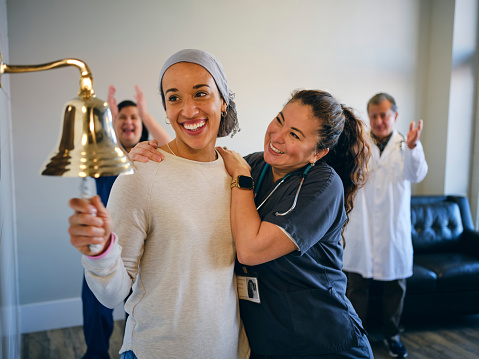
[367,195,479,321]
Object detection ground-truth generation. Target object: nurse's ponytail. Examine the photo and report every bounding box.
[287,90,370,245]
[326,105,370,221]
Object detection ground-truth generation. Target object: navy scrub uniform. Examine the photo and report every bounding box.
[236,152,371,358]
[82,176,118,359]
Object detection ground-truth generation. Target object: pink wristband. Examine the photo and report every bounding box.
[87,233,116,259]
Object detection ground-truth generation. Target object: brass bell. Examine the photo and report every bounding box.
[41,96,134,177]
[0,56,134,178]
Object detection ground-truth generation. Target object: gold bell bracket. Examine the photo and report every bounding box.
[0,53,94,100]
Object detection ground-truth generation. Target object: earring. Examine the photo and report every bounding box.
[310,161,316,167]
[165,118,170,125]
[221,110,227,118]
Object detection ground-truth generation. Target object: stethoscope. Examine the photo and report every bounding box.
[255,163,312,216]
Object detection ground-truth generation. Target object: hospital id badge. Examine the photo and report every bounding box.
[237,275,261,303]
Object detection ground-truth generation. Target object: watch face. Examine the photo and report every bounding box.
[238,175,254,189]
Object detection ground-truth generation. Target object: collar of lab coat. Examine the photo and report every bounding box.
[370,129,405,163]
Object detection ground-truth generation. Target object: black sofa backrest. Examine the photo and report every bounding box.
[411,195,471,254]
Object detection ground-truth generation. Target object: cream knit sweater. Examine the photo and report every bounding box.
[83,150,249,359]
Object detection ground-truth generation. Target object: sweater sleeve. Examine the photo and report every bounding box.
[82,239,131,308]
[404,140,428,183]
[82,162,154,308]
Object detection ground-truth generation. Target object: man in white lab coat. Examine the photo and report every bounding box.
[343,93,428,358]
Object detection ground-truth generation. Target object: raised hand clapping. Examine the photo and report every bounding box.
[407,119,423,149]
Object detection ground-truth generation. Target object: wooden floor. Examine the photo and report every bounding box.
[367,314,479,358]
[21,315,479,359]
[21,320,124,359]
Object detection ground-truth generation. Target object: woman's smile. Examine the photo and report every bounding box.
[181,119,207,133]
[268,142,284,154]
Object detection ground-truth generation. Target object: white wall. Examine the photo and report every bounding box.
[416,0,455,195]
[416,0,479,223]
[445,0,477,195]
[5,0,477,333]
[0,0,21,356]
[465,0,479,229]
[473,88,479,229]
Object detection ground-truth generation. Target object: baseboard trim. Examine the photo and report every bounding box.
[20,297,125,334]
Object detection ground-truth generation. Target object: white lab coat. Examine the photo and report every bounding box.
[343,130,428,281]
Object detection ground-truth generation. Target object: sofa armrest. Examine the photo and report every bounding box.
[447,195,475,231]
[460,229,479,258]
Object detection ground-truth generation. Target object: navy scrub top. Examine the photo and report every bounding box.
[95,175,118,206]
[236,152,365,356]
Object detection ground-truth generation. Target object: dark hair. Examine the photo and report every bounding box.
[140,125,149,142]
[288,90,370,245]
[217,94,239,138]
[118,100,136,112]
[117,100,149,142]
[367,93,397,113]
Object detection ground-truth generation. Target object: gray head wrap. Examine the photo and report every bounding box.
[159,49,239,137]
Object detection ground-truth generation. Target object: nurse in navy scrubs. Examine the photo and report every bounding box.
[217,90,373,359]
[131,89,373,358]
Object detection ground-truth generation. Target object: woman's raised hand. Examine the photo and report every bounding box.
[68,195,112,256]
[107,85,118,119]
[129,139,164,163]
[134,85,148,118]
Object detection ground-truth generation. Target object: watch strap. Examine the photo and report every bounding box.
[231,175,254,190]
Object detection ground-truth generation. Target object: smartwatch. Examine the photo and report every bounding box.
[231,175,254,190]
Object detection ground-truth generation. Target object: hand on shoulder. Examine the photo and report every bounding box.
[129,139,164,163]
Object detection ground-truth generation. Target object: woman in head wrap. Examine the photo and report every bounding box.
[68,49,249,359]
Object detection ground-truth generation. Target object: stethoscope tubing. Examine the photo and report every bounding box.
[254,162,312,216]
[274,176,306,216]
[256,176,287,212]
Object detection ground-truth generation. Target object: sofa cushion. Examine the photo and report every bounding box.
[414,253,479,291]
[406,263,437,293]
[411,202,463,253]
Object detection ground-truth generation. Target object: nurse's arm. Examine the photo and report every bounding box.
[230,185,297,266]
[216,147,297,265]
